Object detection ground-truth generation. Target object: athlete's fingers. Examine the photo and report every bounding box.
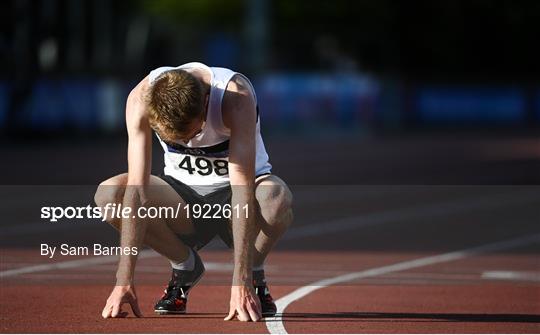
[129,299,143,318]
[117,311,129,318]
[247,299,262,321]
[236,306,250,322]
[111,303,121,318]
[224,308,236,321]
[246,304,261,322]
[102,303,112,319]
[250,295,262,314]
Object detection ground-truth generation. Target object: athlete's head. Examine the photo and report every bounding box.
[147,69,206,142]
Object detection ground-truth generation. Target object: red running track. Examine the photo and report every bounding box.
[1,248,539,333]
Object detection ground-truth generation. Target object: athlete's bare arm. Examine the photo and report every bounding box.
[117,76,153,279]
[102,76,151,319]
[222,75,262,322]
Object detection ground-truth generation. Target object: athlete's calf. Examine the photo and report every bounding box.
[253,174,294,267]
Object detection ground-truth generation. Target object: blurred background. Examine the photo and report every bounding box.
[0,0,539,185]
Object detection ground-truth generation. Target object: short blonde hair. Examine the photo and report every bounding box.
[146,69,204,141]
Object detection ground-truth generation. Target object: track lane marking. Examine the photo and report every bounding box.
[0,250,158,278]
[282,190,538,241]
[265,233,540,334]
[0,249,245,278]
[482,271,540,282]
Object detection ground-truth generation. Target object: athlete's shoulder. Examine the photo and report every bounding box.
[125,75,151,128]
[222,74,257,128]
[225,74,254,97]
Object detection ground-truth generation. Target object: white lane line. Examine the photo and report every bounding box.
[282,190,538,241]
[0,253,267,278]
[265,233,540,334]
[0,250,157,278]
[482,271,540,282]
[1,221,85,236]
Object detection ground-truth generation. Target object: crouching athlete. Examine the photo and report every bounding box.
[94,62,293,322]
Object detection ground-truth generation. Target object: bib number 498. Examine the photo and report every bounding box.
[178,156,228,176]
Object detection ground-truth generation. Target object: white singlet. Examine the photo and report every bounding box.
[148,62,272,195]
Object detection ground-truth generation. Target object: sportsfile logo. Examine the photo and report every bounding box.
[40,203,182,222]
[40,203,249,222]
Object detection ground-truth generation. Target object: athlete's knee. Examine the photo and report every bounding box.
[94,179,125,218]
[256,181,294,229]
[278,187,294,229]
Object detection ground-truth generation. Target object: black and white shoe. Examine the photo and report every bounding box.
[154,249,205,314]
[253,269,277,317]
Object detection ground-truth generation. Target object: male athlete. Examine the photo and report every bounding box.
[94,62,293,322]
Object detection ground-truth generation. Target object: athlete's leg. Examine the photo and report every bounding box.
[94,173,194,263]
[252,174,293,267]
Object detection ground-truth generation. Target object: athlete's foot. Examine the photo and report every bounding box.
[154,249,205,314]
[253,269,277,317]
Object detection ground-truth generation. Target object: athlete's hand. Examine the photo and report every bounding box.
[102,285,143,318]
[224,285,262,322]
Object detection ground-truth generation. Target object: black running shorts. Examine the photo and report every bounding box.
[159,174,234,250]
